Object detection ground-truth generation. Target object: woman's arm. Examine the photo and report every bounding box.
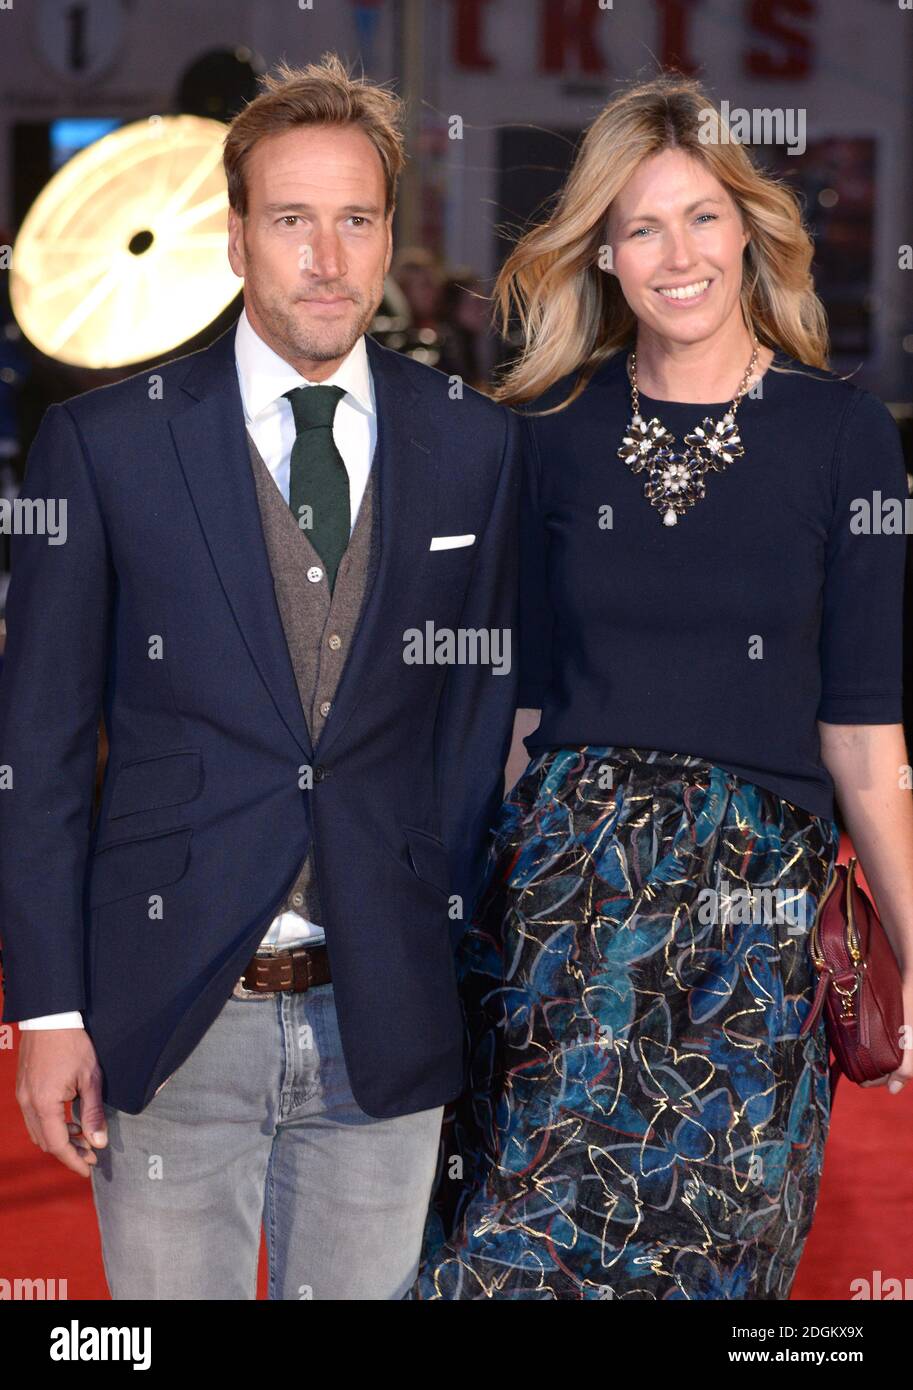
[818,719,913,1092]
[505,708,541,795]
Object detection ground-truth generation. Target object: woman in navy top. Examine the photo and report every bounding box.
[412,73,913,1301]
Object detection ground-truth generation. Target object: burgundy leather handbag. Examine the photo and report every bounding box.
[800,857,904,1094]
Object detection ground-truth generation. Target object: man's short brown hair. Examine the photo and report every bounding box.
[223,53,406,219]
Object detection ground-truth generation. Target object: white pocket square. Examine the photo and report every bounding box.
[429,534,475,550]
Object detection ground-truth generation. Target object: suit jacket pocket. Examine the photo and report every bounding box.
[108,749,203,819]
[403,824,451,895]
[88,826,193,909]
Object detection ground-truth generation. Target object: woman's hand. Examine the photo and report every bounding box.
[859,971,913,1093]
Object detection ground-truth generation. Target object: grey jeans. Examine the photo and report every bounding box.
[74,983,444,1299]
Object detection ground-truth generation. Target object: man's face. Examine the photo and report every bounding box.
[227,122,393,377]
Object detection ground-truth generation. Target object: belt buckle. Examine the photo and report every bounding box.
[232,943,284,1000]
[232,975,275,1000]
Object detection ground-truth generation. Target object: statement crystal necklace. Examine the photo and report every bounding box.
[617,339,761,526]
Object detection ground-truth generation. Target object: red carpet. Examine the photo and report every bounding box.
[1,836,909,1300]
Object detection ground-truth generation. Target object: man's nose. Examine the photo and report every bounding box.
[305,230,345,280]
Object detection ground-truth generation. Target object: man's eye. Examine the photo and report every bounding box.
[280,216,300,226]
[349,216,367,227]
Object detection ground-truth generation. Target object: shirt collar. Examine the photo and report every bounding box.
[234,304,374,422]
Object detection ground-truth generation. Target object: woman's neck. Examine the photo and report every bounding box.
[632,326,773,403]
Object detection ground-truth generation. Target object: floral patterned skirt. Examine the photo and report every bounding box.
[409,746,840,1300]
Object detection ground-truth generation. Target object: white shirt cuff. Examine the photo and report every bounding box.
[18,1012,85,1030]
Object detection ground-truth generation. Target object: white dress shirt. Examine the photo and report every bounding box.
[19,307,377,1029]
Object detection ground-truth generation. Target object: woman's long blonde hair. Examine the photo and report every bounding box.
[493,72,829,411]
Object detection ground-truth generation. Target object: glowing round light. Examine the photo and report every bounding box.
[10,114,238,369]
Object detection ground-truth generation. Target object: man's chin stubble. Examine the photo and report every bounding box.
[277,304,374,364]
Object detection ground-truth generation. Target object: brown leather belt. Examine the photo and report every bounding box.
[233,943,331,999]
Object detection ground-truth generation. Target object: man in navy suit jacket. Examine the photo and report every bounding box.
[0,56,520,1299]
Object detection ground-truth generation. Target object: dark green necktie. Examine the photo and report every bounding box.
[283,384,349,592]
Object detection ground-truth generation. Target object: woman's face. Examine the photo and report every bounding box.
[607,147,750,347]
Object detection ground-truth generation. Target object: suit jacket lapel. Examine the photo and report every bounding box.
[169,323,314,762]
[311,332,428,763]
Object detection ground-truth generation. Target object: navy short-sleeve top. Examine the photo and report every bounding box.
[516,345,909,820]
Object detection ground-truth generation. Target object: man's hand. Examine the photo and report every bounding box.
[16,1029,108,1177]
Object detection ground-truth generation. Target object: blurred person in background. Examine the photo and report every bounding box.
[436,269,492,391]
[391,245,444,333]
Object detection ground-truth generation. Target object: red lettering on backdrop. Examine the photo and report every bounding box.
[540,0,606,74]
[745,0,814,78]
[452,0,496,69]
[451,0,813,81]
[656,0,703,75]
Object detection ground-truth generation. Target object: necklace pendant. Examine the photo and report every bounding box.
[618,415,669,473]
[642,446,705,525]
[685,415,745,472]
[618,342,757,524]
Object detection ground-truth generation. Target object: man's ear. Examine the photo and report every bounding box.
[227,207,245,279]
[384,211,395,275]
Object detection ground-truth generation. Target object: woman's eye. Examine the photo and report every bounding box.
[631,213,717,238]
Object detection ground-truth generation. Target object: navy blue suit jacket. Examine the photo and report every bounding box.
[0,321,521,1116]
